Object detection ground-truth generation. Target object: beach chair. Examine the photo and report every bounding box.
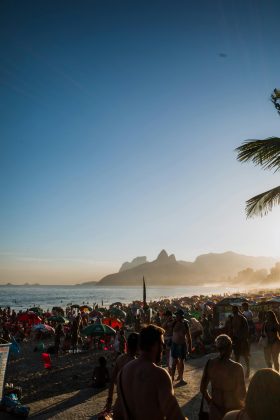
[42,353,52,369]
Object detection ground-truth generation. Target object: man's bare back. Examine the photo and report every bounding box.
[118,357,185,420]
[202,357,246,411]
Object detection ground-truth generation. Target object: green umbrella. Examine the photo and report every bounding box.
[48,315,69,324]
[52,307,65,315]
[109,307,126,318]
[81,323,116,337]
[29,307,43,315]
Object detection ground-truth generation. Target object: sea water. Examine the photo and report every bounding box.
[0,284,243,310]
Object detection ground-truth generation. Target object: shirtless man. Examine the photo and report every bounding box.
[116,324,187,420]
[162,310,174,374]
[105,332,138,415]
[200,334,246,420]
[171,309,192,384]
[231,306,250,378]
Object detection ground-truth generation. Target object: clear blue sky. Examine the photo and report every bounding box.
[1,0,280,284]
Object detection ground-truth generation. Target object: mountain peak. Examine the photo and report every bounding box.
[156,249,169,262]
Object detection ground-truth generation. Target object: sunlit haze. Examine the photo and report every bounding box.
[1,1,280,284]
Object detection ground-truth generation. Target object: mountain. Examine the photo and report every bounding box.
[81,250,277,287]
[119,256,147,272]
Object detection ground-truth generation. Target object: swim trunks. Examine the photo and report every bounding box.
[171,342,187,359]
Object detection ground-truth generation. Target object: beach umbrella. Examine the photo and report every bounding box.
[80,305,93,312]
[29,307,43,315]
[71,304,80,309]
[32,324,55,333]
[48,315,69,324]
[109,307,126,318]
[17,312,42,324]
[102,317,123,329]
[81,323,116,337]
[110,302,123,308]
[52,307,65,315]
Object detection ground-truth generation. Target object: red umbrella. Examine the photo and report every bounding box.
[18,312,42,325]
[103,317,123,329]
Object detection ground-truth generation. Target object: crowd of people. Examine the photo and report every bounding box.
[1,294,280,419]
[90,302,280,420]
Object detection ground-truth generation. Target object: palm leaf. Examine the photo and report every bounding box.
[246,186,280,218]
[236,138,280,172]
[271,88,280,115]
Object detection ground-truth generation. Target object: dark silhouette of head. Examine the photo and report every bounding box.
[215,334,232,359]
[245,368,280,420]
[139,324,164,364]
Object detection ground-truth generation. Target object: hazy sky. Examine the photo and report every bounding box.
[1,0,280,284]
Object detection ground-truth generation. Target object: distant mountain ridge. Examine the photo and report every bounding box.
[80,250,278,287]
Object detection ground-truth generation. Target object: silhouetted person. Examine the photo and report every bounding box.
[200,334,246,420]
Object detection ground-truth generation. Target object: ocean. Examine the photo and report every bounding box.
[0,284,243,311]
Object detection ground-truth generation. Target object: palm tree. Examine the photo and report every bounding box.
[236,89,280,217]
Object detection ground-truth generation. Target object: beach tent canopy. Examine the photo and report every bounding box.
[217,297,248,306]
[81,323,116,337]
[266,297,280,304]
[71,304,80,309]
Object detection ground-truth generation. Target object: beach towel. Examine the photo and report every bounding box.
[42,353,52,369]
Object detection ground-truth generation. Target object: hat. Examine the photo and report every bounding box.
[174,309,184,316]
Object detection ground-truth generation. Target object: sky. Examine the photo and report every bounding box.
[1,0,280,285]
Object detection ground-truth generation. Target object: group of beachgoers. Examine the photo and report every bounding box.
[1,294,280,419]
[94,305,280,420]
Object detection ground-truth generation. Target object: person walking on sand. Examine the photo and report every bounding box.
[261,310,280,371]
[241,302,255,343]
[230,306,250,378]
[200,334,246,420]
[71,314,81,353]
[171,309,192,384]
[162,310,174,375]
[116,324,187,420]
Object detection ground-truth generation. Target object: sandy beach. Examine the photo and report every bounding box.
[4,340,267,420]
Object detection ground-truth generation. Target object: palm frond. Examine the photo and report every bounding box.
[236,137,280,172]
[271,88,280,115]
[246,186,280,218]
